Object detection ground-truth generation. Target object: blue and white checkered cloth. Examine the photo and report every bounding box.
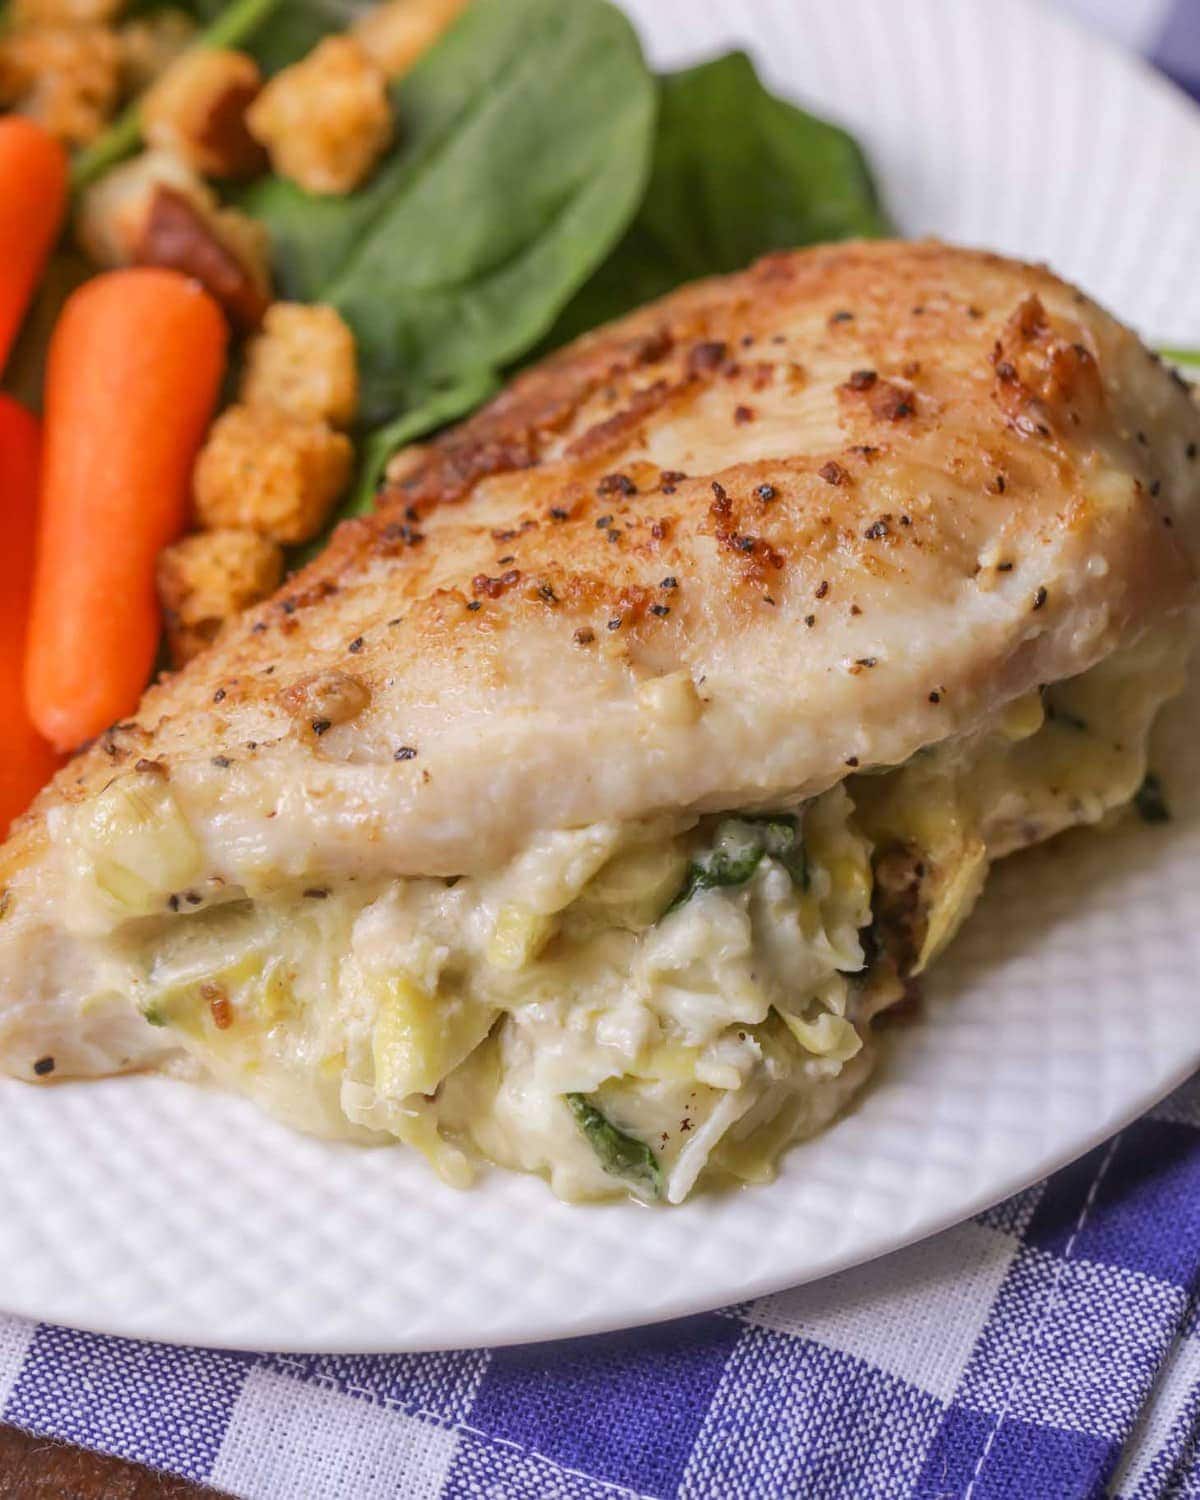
[4,1082,1200,1497]
[3,4,1199,1496]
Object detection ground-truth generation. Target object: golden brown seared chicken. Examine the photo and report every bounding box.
[1,240,1198,1205]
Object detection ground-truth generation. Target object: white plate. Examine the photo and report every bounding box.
[2,0,1200,1353]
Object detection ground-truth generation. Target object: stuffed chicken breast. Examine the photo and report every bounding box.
[2,240,1197,1203]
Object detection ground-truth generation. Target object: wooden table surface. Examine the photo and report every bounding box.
[0,1424,225,1498]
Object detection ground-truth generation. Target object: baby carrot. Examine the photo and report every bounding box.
[0,118,68,374]
[25,269,228,752]
[0,396,64,836]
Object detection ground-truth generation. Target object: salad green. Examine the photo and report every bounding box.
[34,0,900,531]
[243,0,657,424]
[565,1092,663,1200]
[545,51,890,348]
[668,815,807,914]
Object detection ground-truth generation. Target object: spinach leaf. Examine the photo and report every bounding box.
[1135,773,1170,824]
[668,814,805,913]
[545,50,890,348]
[565,1093,662,1200]
[241,0,657,423]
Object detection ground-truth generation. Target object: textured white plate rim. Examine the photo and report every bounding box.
[2,0,1200,1353]
[15,1047,1200,1357]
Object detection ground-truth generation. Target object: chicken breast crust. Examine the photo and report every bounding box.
[8,240,1196,894]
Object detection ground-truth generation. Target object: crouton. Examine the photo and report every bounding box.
[11,0,126,23]
[142,46,266,179]
[77,154,272,326]
[193,405,354,544]
[118,9,196,92]
[139,186,272,329]
[240,303,359,428]
[246,36,392,196]
[353,0,469,77]
[157,529,285,667]
[0,24,122,146]
[76,147,213,267]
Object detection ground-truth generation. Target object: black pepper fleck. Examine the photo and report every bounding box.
[212,756,232,768]
[660,576,678,590]
[312,718,332,736]
[804,614,816,628]
[394,746,418,761]
[595,515,613,529]
[213,688,226,703]
[467,600,482,611]
[33,1056,55,1076]
[607,617,623,631]
[864,519,890,540]
[1033,586,1048,611]
[929,691,941,704]
[816,580,829,600]
[348,637,364,653]
[756,484,776,502]
[845,756,860,768]
[649,604,671,618]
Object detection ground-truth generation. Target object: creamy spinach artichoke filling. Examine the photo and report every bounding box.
[15,625,1187,1204]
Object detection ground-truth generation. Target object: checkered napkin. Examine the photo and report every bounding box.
[3,5,1200,1498]
[3,1082,1200,1498]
